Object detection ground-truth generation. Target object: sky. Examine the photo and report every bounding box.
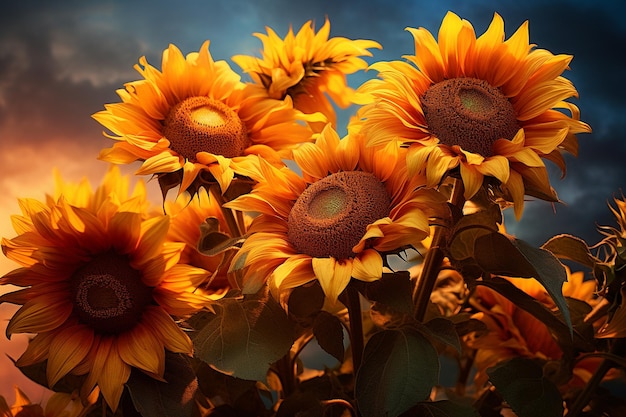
[1,0,625,405]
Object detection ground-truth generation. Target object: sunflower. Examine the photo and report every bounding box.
[93,41,315,197]
[0,166,211,411]
[466,269,600,390]
[225,124,444,303]
[0,385,98,417]
[164,188,252,296]
[355,11,591,218]
[232,18,381,130]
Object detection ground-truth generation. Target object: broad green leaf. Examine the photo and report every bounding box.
[414,400,479,417]
[511,238,572,335]
[192,291,296,381]
[452,203,502,233]
[288,282,325,319]
[472,232,537,277]
[487,357,563,417]
[191,358,262,411]
[313,311,345,363]
[355,328,439,417]
[474,233,572,334]
[364,271,414,314]
[477,279,594,357]
[448,205,502,261]
[197,217,246,256]
[125,352,198,417]
[542,234,599,268]
[423,317,462,354]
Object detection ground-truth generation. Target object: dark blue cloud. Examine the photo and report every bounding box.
[0,0,624,248]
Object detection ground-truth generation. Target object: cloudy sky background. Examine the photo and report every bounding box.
[1,0,625,405]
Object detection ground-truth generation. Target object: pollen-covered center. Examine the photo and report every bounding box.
[287,171,391,260]
[163,96,249,161]
[421,77,519,157]
[70,251,153,334]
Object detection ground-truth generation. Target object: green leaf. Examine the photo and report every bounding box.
[125,352,198,417]
[448,205,502,261]
[542,234,599,268]
[511,238,572,335]
[474,233,572,335]
[414,400,479,417]
[312,311,345,363]
[472,232,537,277]
[355,328,439,417]
[191,358,264,411]
[191,290,296,381]
[197,217,246,256]
[477,279,594,357]
[288,282,325,319]
[487,357,563,417]
[364,271,414,314]
[422,317,462,354]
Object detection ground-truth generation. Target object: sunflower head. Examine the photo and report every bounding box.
[233,18,381,129]
[165,188,248,297]
[93,41,315,199]
[226,125,444,302]
[0,166,211,411]
[355,11,591,218]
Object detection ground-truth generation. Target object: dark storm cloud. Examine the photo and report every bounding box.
[0,0,624,246]
[475,1,626,246]
[0,1,152,151]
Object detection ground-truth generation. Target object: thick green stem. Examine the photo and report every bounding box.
[341,282,364,374]
[413,179,465,322]
[209,185,243,237]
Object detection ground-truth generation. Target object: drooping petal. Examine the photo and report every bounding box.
[47,324,94,387]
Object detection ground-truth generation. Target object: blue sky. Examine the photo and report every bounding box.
[1,0,626,404]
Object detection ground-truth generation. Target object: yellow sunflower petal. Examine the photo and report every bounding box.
[271,255,314,291]
[312,257,353,304]
[351,250,384,281]
[118,321,165,377]
[47,324,94,387]
[142,306,193,354]
[99,341,131,412]
[7,295,72,336]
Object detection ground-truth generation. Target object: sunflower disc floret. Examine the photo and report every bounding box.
[288,171,391,259]
[422,77,520,157]
[163,96,249,160]
[70,251,153,334]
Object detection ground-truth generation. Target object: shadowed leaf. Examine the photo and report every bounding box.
[355,328,439,417]
[422,317,462,354]
[412,400,479,417]
[313,311,345,363]
[542,234,599,268]
[197,217,246,256]
[125,352,198,417]
[191,290,296,381]
[487,357,563,417]
[474,233,572,334]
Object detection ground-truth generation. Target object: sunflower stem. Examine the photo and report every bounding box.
[209,185,243,237]
[341,282,364,374]
[275,353,297,398]
[413,179,465,322]
[566,338,626,416]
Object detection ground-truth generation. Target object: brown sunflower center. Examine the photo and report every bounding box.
[70,251,152,334]
[163,96,249,161]
[287,171,391,260]
[421,77,519,157]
